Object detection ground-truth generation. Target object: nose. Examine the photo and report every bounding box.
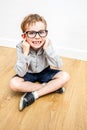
[35,32,40,38]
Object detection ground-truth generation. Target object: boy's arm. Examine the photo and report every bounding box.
[43,39,63,69]
[15,42,31,77]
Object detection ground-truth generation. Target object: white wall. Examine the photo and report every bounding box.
[0,0,87,61]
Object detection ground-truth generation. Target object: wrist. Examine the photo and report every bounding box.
[23,51,29,56]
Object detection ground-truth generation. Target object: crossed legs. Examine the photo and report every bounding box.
[10,71,70,97]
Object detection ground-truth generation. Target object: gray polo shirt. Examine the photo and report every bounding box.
[15,39,63,77]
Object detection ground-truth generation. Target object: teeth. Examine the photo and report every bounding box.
[33,41,41,44]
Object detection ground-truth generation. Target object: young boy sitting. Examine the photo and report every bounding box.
[9,14,70,111]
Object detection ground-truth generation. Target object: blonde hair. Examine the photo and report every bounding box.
[21,14,47,33]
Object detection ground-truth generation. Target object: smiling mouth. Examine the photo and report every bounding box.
[32,41,42,45]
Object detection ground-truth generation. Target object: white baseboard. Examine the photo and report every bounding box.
[0,38,87,61]
[55,46,87,61]
[0,38,18,48]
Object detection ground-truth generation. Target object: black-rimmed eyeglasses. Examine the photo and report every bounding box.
[24,30,48,38]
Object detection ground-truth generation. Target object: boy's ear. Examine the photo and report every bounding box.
[21,34,26,39]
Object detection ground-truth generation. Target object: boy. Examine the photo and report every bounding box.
[10,14,70,111]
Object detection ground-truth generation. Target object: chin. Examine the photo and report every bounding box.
[32,44,43,50]
[33,46,42,50]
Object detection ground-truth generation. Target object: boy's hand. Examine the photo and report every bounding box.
[22,40,30,56]
[43,38,49,50]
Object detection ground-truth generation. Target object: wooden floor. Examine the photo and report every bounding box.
[0,46,87,130]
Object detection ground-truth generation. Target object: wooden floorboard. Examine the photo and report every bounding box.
[0,46,87,130]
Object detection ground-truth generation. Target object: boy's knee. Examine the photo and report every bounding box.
[63,71,71,81]
[56,71,70,81]
[9,78,18,92]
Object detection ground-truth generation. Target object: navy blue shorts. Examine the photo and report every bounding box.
[15,66,61,83]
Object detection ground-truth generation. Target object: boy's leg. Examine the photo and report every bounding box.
[36,71,70,97]
[9,76,44,92]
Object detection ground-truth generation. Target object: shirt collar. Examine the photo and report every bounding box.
[30,47,43,55]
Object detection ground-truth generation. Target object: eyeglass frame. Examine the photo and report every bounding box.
[24,30,48,38]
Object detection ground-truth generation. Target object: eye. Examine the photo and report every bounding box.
[39,30,45,34]
[28,31,36,35]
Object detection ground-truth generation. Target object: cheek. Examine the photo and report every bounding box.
[42,38,46,43]
[26,38,32,43]
[42,40,45,44]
